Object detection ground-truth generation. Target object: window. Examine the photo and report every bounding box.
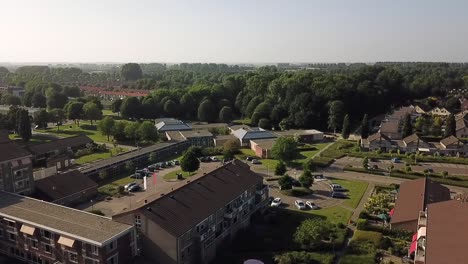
[107,240,117,251]
[27,237,38,249]
[91,245,99,256]
[6,219,16,228]
[8,232,16,242]
[41,230,52,240]
[44,244,51,254]
[69,252,78,263]
[107,254,118,264]
[134,215,141,228]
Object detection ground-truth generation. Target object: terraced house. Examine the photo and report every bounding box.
[0,191,136,264]
[113,161,269,264]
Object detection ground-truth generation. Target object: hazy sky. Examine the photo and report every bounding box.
[1,0,468,63]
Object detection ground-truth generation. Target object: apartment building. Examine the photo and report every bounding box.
[113,160,269,264]
[0,191,136,264]
[0,138,34,195]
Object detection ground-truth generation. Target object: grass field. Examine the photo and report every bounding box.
[36,122,111,143]
[332,179,369,208]
[163,170,196,180]
[303,206,353,224]
[75,147,127,164]
[8,133,55,145]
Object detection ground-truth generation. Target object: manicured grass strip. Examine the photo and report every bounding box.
[332,179,369,209]
[163,170,196,180]
[303,206,353,224]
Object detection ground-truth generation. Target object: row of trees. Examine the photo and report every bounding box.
[97,117,158,143]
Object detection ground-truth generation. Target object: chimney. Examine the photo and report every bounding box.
[144,200,147,204]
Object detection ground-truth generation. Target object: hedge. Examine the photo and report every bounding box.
[344,166,385,176]
[352,230,382,247]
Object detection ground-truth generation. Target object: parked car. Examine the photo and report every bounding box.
[147,165,157,172]
[251,159,261,164]
[246,156,255,162]
[210,156,219,162]
[391,158,401,163]
[306,201,319,210]
[130,173,143,179]
[172,160,180,165]
[124,182,137,191]
[271,197,282,207]
[295,200,306,210]
[200,157,211,162]
[329,183,346,192]
[331,192,347,199]
[128,184,141,192]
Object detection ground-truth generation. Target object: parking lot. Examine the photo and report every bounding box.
[336,156,468,176]
[267,177,346,210]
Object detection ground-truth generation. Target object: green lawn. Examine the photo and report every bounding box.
[163,170,196,181]
[8,133,54,145]
[75,147,127,164]
[37,122,111,143]
[98,175,135,196]
[302,206,353,224]
[332,179,369,209]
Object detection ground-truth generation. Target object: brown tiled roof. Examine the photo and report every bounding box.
[456,117,467,131]
[367,132,391,143]
[0,191,133,245]
[440,135,462,148]
[190,123,228,129]
[35,170,98,201]
[27,135,93,155]
[380,121,399,134]
[0,141,31,162]
[425,200,468,264]
[116,161,262,237]
[390,178,450,225]
[403,133,421,144]
[250,138,277,150]
[180,130,213,138]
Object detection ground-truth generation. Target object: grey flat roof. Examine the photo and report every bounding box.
[80,141,183,173]
[0,191,132,246]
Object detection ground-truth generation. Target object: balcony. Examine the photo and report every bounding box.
[417,211,427,228]
[256,185,268,195]
[224,210,234,218]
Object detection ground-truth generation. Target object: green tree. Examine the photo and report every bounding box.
[98,116,115,141]
[278,174,294,190]
[198,100,216,122]
[328,100,344,133]
[125,161,135,172]
[180,149,200,173]
[111,99,123,113]
[120,63,143,81]
[401,113,413,138]
[258,118,271,130]
[275,161,287,176]
[163,100,177,117]
[31,93,46,108]
[65,102,84,126]
[444,114,456,138]
[120,97,141,119]
[47,93,68,109]
[111,121,127,141]
[272,136,298,161]
[83,102,102,124]
[223,138,240,159]
[219,106,233,123]
[2,94,21,106]
[149,152,157,163]
[294,219,332,248]
[138,121,158,142]
[16,109,31,142]
[48,108,65,131]
[298,170,313,188]
[432,116,443,136]
[341,114,350,139]
[33,109,49,129]
[360,114,369,139]
[404,164,412,174]
[124,122,141,145]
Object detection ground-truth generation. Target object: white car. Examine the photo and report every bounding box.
[271,197,282,207]
[295,200,306,210]
[124,182,137,191]
[306,201,319,210]
[251,159,261,164]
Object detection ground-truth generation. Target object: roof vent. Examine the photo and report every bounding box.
[144,199,147,204]
[147,207,151,211]
[197,181,202,184]
[170,195,175,199]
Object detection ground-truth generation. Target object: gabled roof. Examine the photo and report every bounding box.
[155,119,191,131]
[379,121,399,134]
[430,107,451,115]
[115,161,263,237]
[391,178,450,226]
[440,135,463,148]
[0,191,133,246]
[368,132,391,143]
[0,141,31,163]
[425,200,468,264]
[250,138,277,150]
[27,135,93,155]
[402,133,427,146]
[180,130,213,139]
[456,117,467,131]
[35,170,98,201]
[232,128,277,141]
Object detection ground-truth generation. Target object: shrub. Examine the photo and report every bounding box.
[298,170,313,188]
[379,236,392,250]
[281,187,313,197]
[89,209,105,216]
[275,161,287,175]
[352,230,382,247]
[356,219,368,230]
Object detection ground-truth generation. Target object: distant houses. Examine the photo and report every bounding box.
[0,136,34,195]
